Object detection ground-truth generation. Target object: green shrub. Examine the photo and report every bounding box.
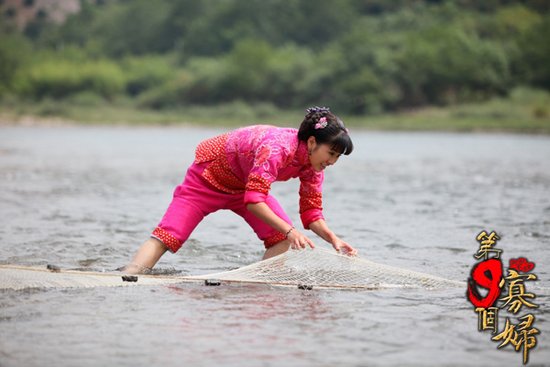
[180,57,229,104]
[67,91,106,107]
[121,55,177,96]
[179,41,322,109]
[34,98,69,117]
[182,101,281,124]
[0,35,32,97]
[516,15,550,89]
[136,71,192,109]
[396,25,511,106]
[18,58,125,100]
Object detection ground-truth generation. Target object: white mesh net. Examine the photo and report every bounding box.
[0,248,464,291]
[189,248,464,289]
[0,265,183,290]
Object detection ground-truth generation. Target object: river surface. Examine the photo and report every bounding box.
[0,125,549,366]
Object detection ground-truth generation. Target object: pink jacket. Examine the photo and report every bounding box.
[194,125,324,229]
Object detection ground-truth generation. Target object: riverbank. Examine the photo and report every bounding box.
[1,89,549,133]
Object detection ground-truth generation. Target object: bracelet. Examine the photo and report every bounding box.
[285,227,295,239]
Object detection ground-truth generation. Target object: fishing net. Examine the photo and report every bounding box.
[0,248,464,291]
[0,265,183,291]
[189,247,464,289]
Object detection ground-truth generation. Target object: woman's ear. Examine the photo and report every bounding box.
[307,136,317,150]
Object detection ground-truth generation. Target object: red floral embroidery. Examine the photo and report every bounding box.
[195,133,229,163]
[264,231,287,248]
[151,227,181,253]
[246,173,272,195]
[299,191,323,213]
[255,145,271,167]
[202,157,245,194]
[194,133,246,193]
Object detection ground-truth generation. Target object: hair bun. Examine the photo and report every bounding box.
[306,106,330,115]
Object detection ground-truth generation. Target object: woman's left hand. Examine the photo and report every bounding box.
[331,238,358,256]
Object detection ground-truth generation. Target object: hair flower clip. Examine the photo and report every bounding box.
[315,117,328,129]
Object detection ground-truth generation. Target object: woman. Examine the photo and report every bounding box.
[124,107,357,274]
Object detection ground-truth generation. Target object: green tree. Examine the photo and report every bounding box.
[517,16,550,89]
[0,35,31,97]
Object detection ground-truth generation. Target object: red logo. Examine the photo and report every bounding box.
[509,257,535,273]
[467,258,503,309]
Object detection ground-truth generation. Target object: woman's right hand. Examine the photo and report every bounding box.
[286,228,315,250]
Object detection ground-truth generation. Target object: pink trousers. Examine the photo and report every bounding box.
[151,162,292,253]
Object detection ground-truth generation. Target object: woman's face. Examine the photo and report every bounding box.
[307,136,341,172]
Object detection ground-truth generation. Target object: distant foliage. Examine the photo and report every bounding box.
[1,0,549,114]
[16,58,125,100]
[0,35,31,96]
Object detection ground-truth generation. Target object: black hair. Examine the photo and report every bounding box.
[297,106,353,155]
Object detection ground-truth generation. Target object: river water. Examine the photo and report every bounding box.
[0,125,548,366]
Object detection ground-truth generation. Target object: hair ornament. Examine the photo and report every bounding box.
[306,106,330,115]
[315,117,328,129]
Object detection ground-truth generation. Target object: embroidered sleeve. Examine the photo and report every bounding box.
[244,139,290,205]
[194,133,229,163]
[299,169,324,229]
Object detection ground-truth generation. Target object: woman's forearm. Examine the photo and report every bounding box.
[247,202,316,250]
[309,219,337,244]
[246,202,293,234]
[309,219,357,255]
[245,204,337,247]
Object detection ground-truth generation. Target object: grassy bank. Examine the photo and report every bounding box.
[1,88,549,133]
